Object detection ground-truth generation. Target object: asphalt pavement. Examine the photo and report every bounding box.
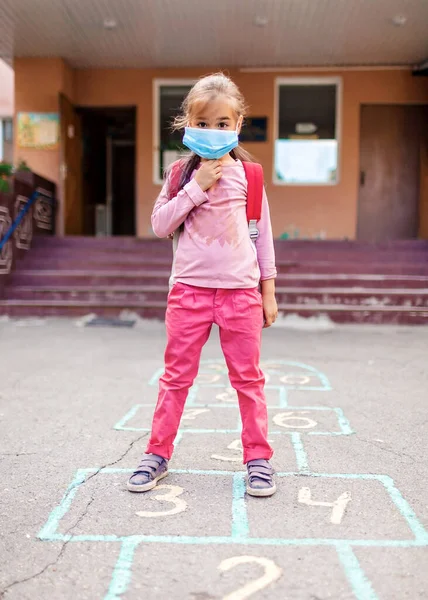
[0,315,427,599]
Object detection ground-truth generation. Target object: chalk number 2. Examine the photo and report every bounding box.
[219,556,282,600]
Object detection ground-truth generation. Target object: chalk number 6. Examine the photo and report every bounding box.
[219,556,282,600]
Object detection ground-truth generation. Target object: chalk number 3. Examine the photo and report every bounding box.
[136,485,187,518]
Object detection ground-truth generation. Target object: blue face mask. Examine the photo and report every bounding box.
[182,127,239,159]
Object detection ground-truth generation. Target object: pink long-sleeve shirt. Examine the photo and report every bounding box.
[152,160,277,289]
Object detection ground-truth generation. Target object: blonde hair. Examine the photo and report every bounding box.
[173,73,248,131]
[169,73,256,192]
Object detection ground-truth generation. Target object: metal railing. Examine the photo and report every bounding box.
[0,190,57,251]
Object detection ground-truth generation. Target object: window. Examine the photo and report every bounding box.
[154,80,194,183]
[274,78,341,185]
[3,119,13,142]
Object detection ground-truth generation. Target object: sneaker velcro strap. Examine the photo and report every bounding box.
[248,466,274,481]
[136,459,163,472]
[248,464,273,473]
[249,474,272,484]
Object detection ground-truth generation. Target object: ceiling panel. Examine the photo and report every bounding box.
[0,0,427,69]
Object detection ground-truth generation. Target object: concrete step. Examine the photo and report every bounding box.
[275,288,428,308]
[9,270,171,286]
[32,236,428,250]
[6,285,169,302]
[1,298,427,324]
[4,237,427,324]
[24,246,428,262]
[0,299,166,320]
[18,255,428,272]
[6,285,428,308]
[8,271,428,288]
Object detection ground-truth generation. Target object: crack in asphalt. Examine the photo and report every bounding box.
[357,436,427,467]
[0,432,148,598]
[0,453,38,457]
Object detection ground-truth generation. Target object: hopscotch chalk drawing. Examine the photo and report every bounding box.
[135,485,187,518]
[38,360,428,600]
[298,487,352,525]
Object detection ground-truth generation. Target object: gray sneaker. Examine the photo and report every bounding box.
[246,459,276,497]
[127,454,169,492]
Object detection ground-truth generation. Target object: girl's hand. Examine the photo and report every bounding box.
[262,294,278,328]
[194,160,222,192]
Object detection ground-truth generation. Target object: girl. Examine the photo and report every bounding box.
[128,73,278,497]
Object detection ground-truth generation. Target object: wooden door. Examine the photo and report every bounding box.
[357,105,427,242]
[419,131,428,239]
[60,94,83,235]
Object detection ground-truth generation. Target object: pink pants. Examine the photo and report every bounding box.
[146,282,273,464]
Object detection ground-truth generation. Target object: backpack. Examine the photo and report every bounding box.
[167,160,264,241]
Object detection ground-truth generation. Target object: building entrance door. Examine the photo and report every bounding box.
[357,104,428,242]
[79,106,136,236]
[60,93,83,235]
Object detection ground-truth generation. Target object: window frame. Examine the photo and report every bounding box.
[273,76,343,186]
[153,78,195,185]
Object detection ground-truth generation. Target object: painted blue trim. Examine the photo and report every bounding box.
[148,368,164,386]
[38,468,428,548]
[146,359,332,391]
[380,475,428,543]
[290,433,310,472]
[231,473,249,539]
[113,404,142,431]
[336,545,379,600]
[174,431,183,447]
[278,387,288,407]
[185,386,202,406]
[38,470,87,540]
[115,404,353,435]
[38,534,428,548]
[333,407,355,435]
[104,539,140,600]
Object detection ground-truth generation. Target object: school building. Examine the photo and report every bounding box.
[2,0,427,242]
[1,0,428,323]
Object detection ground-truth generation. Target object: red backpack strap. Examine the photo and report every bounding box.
[167,161,184,200]
[242,161,264,240]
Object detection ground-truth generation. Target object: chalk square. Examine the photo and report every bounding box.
[173,432,296,471]
[269,407,351,435]
[147,360,331,392]
[353,547,428,599]
[115,404,241,433]
[260,361,331,391]
[245,474,425,542]
[126,544,350,599]
[47,470,233,539]
[187,385,287,408]
[5,541,120,599]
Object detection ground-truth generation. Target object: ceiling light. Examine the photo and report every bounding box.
[253,15,269,27]
[103,18,118,30]
[391,15,407,27]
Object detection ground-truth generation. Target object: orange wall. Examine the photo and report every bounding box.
[14,58,63,185]
[75,67,428,239]
[15,62,428,238]
[14,58,76,234]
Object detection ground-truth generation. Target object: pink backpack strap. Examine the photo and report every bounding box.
[242,161,264,240]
